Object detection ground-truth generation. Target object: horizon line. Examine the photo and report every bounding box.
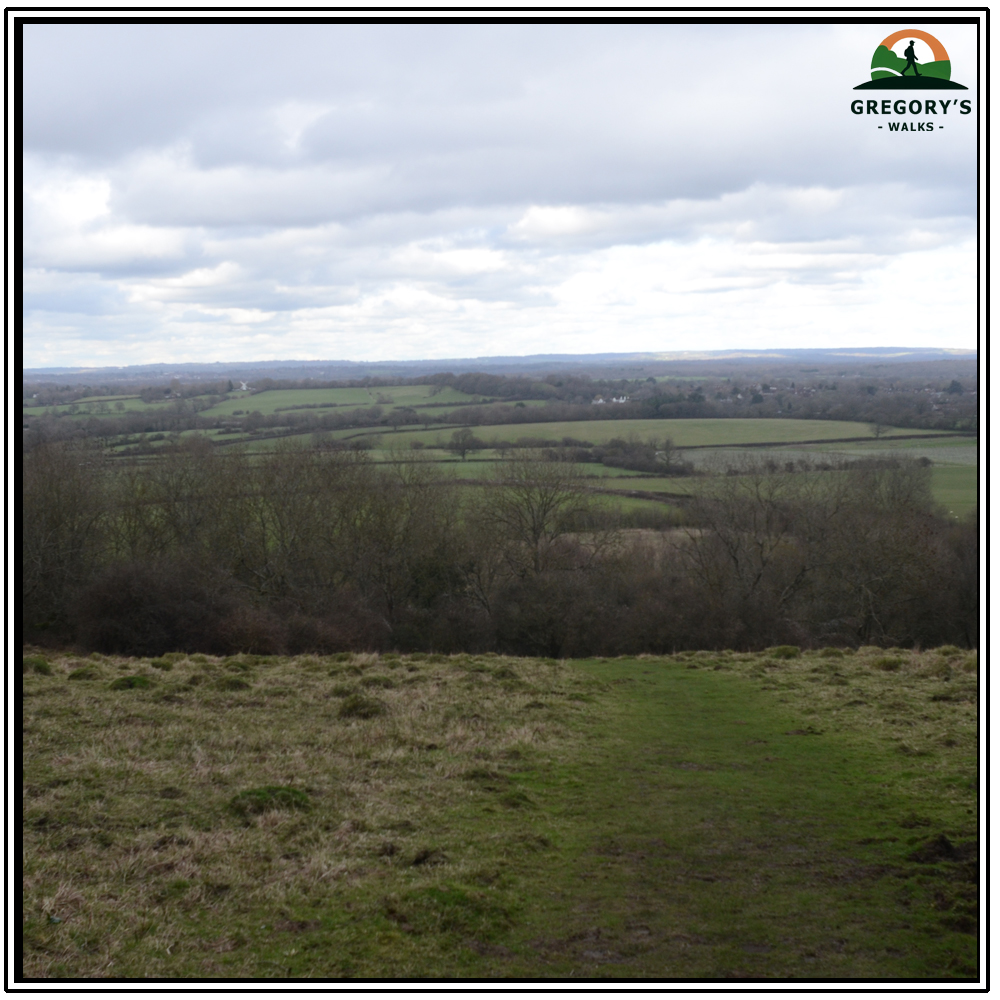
[23,345,979,374]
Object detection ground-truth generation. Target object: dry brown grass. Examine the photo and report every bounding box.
[22,644,978,980]
[22,650,602,978]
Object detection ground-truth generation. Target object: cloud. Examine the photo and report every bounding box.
[21,22,979,366]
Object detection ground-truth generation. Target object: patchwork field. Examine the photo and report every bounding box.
[24,397,175,417]
[373,418,947,451]
[22,646,979,982]
[211,426,977,520]
[200,385,490,418]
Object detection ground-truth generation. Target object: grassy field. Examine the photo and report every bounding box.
[370,451,976,516]
[24,397,176,417]
[210,431,978,519]
[373,419,950,451]
[175,419,980,520]
[586,468,976,515]
[684,437,976,469]
[200,386,488,418]
[208,420,964,455]
[23,393,144,409]
[22,646,979,982]
[804,437,978,459]
[930,466,979,519]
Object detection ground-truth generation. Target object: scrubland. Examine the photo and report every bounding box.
[24,446,977,657]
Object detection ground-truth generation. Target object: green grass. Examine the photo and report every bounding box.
[209,433,980,523]
[23,647,978,981]
[204,388,375,415]
[200,386,487,418]
[209,419,962,460]
[589,494,686,518]
[122,423,981,523]
[686,437,976,469]
[74,394,142,404]
[805,437,977,459]
[22,393,145,411]
[931,466,979,519]
[373,419,950,451]
[583,475,698,495]
[23,398,176,417]
[587,467,977,523]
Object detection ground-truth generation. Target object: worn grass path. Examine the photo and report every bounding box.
[21,650,978,982]
[485,659,978,981]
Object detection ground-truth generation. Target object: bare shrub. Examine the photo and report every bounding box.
[71,560,237,657]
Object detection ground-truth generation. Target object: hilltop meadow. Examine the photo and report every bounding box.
[23,645,978,980]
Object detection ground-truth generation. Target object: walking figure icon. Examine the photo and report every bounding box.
[900,40,921,76]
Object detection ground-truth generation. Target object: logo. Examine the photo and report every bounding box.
[854,30,968,89]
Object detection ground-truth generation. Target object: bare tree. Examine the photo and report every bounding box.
[480,455,594,576]
[22,442,109,634]
[448,428,478,460]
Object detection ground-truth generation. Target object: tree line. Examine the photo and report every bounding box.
[24,367,978,454]
[23,442,977,657]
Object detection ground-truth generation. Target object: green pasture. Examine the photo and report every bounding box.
[585,468,975,519]
[587,493,684,519]
[368,456,648,479]
[586,476,698,496]
[931,466,979,519]
[128,424,980,522]
[684,437,976,475]
[205,388,373,416]
[372,419,947,451]
[373,385,494,406]
[22,647,979,980]
[23,397,176,417]
[408,399,548,416]
[206,419,959,458]
[23,394,137,412]
[200,385,488,418]
[188,428,981,522]
[76,394,141,403]
[798,437,977,463]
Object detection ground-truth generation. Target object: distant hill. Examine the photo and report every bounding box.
[24,347,976,385]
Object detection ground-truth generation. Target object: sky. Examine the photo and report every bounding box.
[21,20,980,368]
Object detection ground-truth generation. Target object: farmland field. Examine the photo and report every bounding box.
[372,419,953,451]
[23,397,175,416]
[804,437,979,459]
[22,647,979,981]
[586,469,976,516]
[199,385,492,418]
[204,418,977,518]
[931,466,979,519]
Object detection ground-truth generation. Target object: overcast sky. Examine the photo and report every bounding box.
[22,20,979,368]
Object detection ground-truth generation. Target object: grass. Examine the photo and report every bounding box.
[583,475,698,495]
[930,466,979,519]
[116,426,980,523]
[586,466,976,516]
[22,647,978,981]
[200,386,486,418]
[803,438,978,461]
[373,419,951,451]
[210,419,963,462]
[24,398,176,418]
